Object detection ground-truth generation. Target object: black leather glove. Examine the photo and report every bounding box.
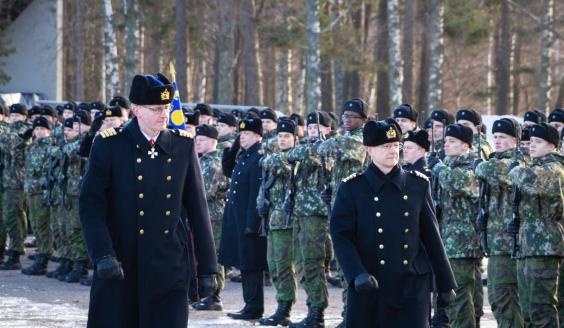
[198,274,218,298]
[506,221,520,235]
[19,128,33,141]
[96,256,124,280]
[427,152,441,170]
[321,187,332,205]
[472,158,483,172]
[437,289,456,307]
[354,273,379,293]
[89,116,104,134]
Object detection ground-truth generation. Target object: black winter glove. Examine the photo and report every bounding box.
[96,256,124,280]
[19,128,33,141]
[354,273,379,293]
[437,290,456,307]
[427,152,441,170]
[198,274,218,298]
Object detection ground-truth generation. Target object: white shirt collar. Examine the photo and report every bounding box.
[140,130,160,142]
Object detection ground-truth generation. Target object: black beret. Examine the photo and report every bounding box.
[456,108,482,126]
[217,113,237,127]
[238,117,263,136]
[183,109,200,126]
[521,126,531,141]
[548,109,564,123]
[63,118,74,129]
[129,73,175,105]
[109,96,131,109]
[445,124,473,147]
[343,98,367,118]
[10,104,27,115]
[523,110,546,124]
[393,103,418,122]
[277,119,296,135]
[492,118,520,138]
[260,108,277,121]
[103,105,123,118]
[289,113,305,126]
[307,111,331,127]
[431,109,454,125]
[74,110,91,126]
[530,123,559,147]
[78,103,90,112]
[196,124,219,140]
[63,102,77,112]
[55,105,64,116]
[363,120,402,146]
[32,116,52,130]
[41,105,56,117]
[194,103,213,116]
[29,105,42,116]
[90,101,106,112]
[231,109,243,119]
[404,130,430,151]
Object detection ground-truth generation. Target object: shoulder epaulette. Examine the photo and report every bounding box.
[173,129,193,139]
[100,128,120,139]
[410,170,429,181]
[342,172,360,183]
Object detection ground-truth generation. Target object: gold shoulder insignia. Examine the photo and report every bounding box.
[174,129,194,139]
[342,172,360,183]
[410,170,429,181]
[100,128,117,139]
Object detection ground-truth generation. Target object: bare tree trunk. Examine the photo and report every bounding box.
[418,0,430,120]
[333,0,345,111]
[512,30,522,115]
[103,0,120,102]
[276,48,290,113]
[175,0,188,98]
[216,0,236,104]
[375,0,389,118]
[555,74,564,108]
[428,0,444,112]
[123,0,139,95]
[320,52,334,113]
[537,0,553,112]
[483,21,494,115]
[295,56,306,115]
[305,0,321,113]
[239,0,260,105]
[261,48,275,107]
[74,0,84,100]
[494,0,511,115]
[402,0,414,104]
[387,0,402,112]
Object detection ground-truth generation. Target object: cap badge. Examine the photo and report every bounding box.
[160,89,170,101]
[386,127,397,139]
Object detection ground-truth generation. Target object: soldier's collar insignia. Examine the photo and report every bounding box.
[386,127,397,139]
[160,89,170,101]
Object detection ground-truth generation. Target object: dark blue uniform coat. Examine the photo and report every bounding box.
[79,118,217,328]
[330,164,456,328]
[218,142,267,271]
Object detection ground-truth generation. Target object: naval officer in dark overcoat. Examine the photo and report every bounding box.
[330,120,457,328]
[79,73,217,328]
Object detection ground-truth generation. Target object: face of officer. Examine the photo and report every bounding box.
[216,122,236,137]
[133,104,169,137]
[277,132,296,151]
[307,124,331,138]
[262,119,277,132]
[444,136,469,157]
[431,120,445,141]
[199,115,214,126]
[529,136,555,158]
[9,113,26,123]
[239,130,262,150]
[33,126,51,139]
[493,132,517,153]
[64,127,78,140]
[63,110,75,120]
[396,118,417,134]
[402,141,426,165]
[550,121,564,135]
[195,135,218,155]
[341,111,365,131]
[365,141,400,173]
[457,120,478,134]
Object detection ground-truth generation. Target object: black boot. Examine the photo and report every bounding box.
[80,276,92,286]
[289,306,324,328]
[64,261,88,283]
[0,248,5,265]
[227,305,263,320]
[21,253,49,275]
[0,251,21,270]
[46,258,70,278]
[259,301,292,326]
[475,316,481,328]
[192,290,223,311]
[56,259,73,281]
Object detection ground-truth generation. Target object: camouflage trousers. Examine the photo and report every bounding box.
[50,205,70,259]
[267,228,297,303]
[294,215,329,309]
[211,220,225,291]
[27,194,53,255]
[474,260,484,320]
[65,197,87,261]
[447,258,481,328]
[487,255,523,328]
[517,257,561,328]
[3,190,27,254]
[558,263,564,328]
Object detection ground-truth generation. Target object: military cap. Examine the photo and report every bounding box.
[530,123,559,147]
[32,116,52,130]
[28,105,42,116]
[74,110,92,126]
[90,101,106,112]
[363,120,401,146]
[194,103,213,116]
[343,98,367,118]
[445,124,473,147]
[521,126,531,141]
[260,108,277,122]
[78,102,90,112]
[212,108,222,118]
[94,111,105,120]
[238,117,263,136]
[456,108,482,126]
[129,73,175,105]
[404,130,430,151]
[523,110,546,124]
[63,102,77,112]
[492,118,520,138]
[41,105,56,117]
[217,112,237,127]
[247,107,261,118]
[277,119,296,135]
[431,109,454,125]
[10,104,27,115]
[289,113,305,127]
[103,105,123,118]
[393,103,418,122]
[63,118,74,129]
[195,124,219,140]
[231,109,243,119]
[423,118,433,129]
[183,109,200,126]
[55,105,64,116]
[548,108,564,123]
[307,111,331,128]
[109,96,131,109]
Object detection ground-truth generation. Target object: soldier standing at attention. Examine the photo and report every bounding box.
[0,104,10,265]
[22,117,54,275]
[330,120,456,328]
[508,123,564,328]
[216,112,238,150]
[429,110,454,160]
[79,73,217,328]
[428,123,480,328]
[260,108,279,154]
[522,110,546,128]
[402,130,431,177]
[194,103,215,126]
[393,103,419,137]
[548,108,564,136]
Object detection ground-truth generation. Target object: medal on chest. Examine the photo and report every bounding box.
[148,139,158,159]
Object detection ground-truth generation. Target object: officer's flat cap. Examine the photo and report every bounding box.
[129,73,175,105]
[194,103,213,116]
[239,117,263,136]
[32,116,52,130]
[260,108,277,122]
[492,118,520,138]
[456,108,482,126]
[431,109,454,125]
[277,119,296,135]
[218,113,237,127]
[363,120,402,147]
[307,111,331,128]
[445,124,473,147]
[404,130,430,151]
[393,103,418,122]
[196,124,219,140]
[343,98,367,118]
[530,123,559,147]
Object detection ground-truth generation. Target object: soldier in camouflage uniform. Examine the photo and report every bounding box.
[0,104,11,264]
[216,112,238,150]
[260,108,279,155]
[429,110,455,160]
[0,104,31,270]
[22,117,54,275]
[475,118,527,328]
[508,123,564,328]
[286,111,333,328]
[41,105,64,144]
[393,103,419,137]
[428,124,480,328]
[192,124,229,311]
[258,119,299,326]
[548,109,564,136]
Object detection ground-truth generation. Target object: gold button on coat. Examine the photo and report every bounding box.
[139,211,144,216]
[380,260,385,265]
[164,230,169,234]
[403,195,408,200]
[139,229,144,235]
[374,196,379,202]
[379,244,384,249]
[378,228,383,234]
[166,176,172,181]
[403,260,409,265]
[165,211,171,216]
[137,175,143,181]
[376,212,381,218]
[138,193,144,199]
[166,194,171,199]
[136,158,142,163]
